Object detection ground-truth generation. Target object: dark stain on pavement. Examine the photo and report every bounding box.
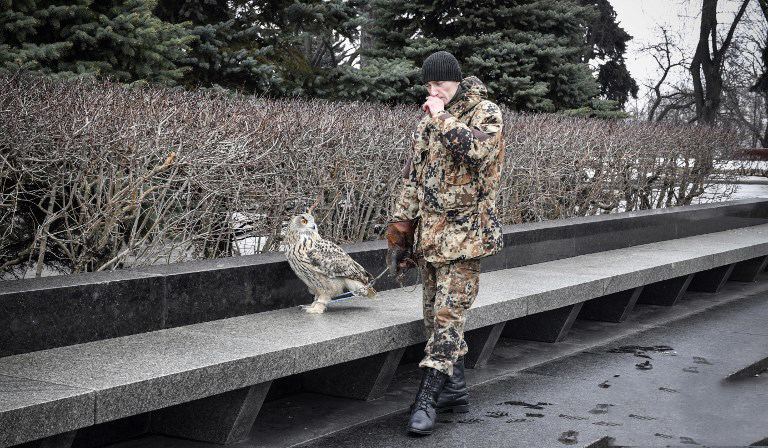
[589,404,613,414]
[693,356,713,365]
[628,414,657,421]
[559,414,588,421]
[485,411,509,418]
[683,366,699,373]
[557,430,579,445]
[592,421,622,427]
[598,380,611,388]
[506,418,528,423]
[526,413,545,418]
[607,345,674,355]
[635,360,653,370]
[497,400,552,410]
[680,436,699,444]
[457,418,484,424]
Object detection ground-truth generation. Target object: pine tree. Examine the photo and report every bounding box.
[248,0,366,96]
[363,0,601,111]
[154,0,281,92]
[579,0,638,108]
[0,0,92,76]
[0,0,193,85]
[155,0,365,96]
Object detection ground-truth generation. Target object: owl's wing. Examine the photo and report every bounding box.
[304,239,374,284]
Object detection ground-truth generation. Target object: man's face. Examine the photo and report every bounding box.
[425,81,460,106]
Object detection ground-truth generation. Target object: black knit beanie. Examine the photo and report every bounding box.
[421,51,462,83]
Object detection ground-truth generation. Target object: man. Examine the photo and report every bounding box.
[386,50,504,435]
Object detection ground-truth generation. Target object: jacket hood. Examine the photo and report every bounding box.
[447,76,487,115]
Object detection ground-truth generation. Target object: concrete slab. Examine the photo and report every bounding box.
[0,330,293,424]
[0,375,93,447]
[502,303,583,343]
[497,266,606,314]
[0,270,166,357]
[567,245,712,295]
[693,227,768,267]
[17,431,77,448]
[296,287,768,448]
[689,263,736,292]
[100,274,768,448]
[464,323,506,369]
[579,287,642,323]
[638,274,694,306]
[4,225,768,446]
[302,348,405,400]
[151,382,272,444]
[731,255,768,282]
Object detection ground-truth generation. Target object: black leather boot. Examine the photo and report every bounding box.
[407,368,448,435]
[436,356,469,413]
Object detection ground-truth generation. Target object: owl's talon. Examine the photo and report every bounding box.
[303,303,327,314]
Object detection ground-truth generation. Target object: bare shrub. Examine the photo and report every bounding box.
[0,75,738,279]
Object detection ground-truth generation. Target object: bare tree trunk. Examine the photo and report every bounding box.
[690,0,751,124]
[753,0,768,146]
[763,97,768,146]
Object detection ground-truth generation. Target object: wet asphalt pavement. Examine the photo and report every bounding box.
[106,274,768,448]
[296,278,768,448]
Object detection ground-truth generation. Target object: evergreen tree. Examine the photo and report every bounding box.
[155,0,365,96]
[364,0,601,111]
[579,0,638,108]
[154,0,281,92]
[0,0,193,85]
[247,0,366,96]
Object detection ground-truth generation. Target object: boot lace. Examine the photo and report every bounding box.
[414,372,441,412]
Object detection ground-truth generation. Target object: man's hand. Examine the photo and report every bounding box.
[421,96,445,117]
[386,220,416,277]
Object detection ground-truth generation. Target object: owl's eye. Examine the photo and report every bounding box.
[301,218,308,225]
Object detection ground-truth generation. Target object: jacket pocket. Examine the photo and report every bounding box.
[440,168,478,212]
[438,211,483,261]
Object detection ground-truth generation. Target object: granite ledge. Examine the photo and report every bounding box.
[0,221,766,433]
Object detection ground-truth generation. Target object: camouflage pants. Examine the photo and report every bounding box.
[418,258,481,376]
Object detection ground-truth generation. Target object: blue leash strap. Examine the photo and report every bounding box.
[327,266,390,304]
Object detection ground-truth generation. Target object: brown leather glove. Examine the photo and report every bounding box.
[386,220,416,277]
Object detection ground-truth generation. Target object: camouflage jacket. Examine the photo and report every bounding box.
[392,76,504,264]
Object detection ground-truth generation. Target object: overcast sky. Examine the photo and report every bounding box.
[611,0,751,87]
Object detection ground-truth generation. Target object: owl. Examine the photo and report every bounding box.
[284,213,376,314]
